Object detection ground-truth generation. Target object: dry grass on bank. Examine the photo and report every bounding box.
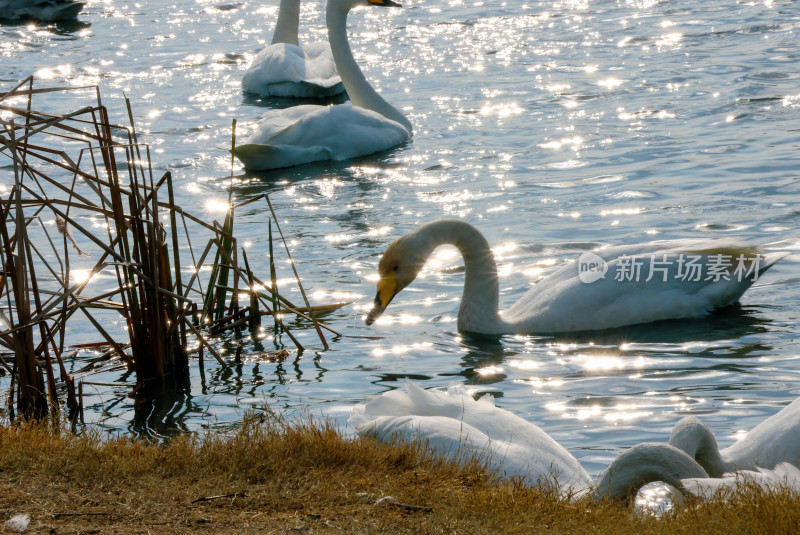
[0,416,798,534]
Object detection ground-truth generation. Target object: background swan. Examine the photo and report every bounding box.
[350,380,709,501]
[669,397,800,477]
[0,0,83,22]
[242,0,345,98]
[365,219,785,334]
[234,0,412,170]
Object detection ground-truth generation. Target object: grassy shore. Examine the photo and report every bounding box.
[0,416,798,534]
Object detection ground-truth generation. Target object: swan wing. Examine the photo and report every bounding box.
[681,462,800,499]
[721,396,800,471]
[300,41,342,87]
[242,43,344,97]
[234,103,410,170]
[504,241,784,332]
[350,380,592,492]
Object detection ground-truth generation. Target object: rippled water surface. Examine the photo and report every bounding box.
[2,0,800,476]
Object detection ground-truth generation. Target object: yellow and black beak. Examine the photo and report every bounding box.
[368,0,402,7]
[365,271,398,325]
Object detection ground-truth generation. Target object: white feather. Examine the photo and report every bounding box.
[3,513,30,532]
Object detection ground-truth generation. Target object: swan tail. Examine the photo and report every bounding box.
[232,143,332,170]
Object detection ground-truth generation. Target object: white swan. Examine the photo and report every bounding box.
[242,0,345,98]
[0,0,83,22]
[669,397,800,478]
[350,380,710,501]
[365,219,785,334]
[233,0,412,170]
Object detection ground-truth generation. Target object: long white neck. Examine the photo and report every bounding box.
[326,2,412,133]
[592,443,709,503]
[413,220,503,333]
[271,0,300,46]
[668,416,732,477]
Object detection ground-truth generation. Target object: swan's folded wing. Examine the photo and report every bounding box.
[234,103,410,169]
[349,381,592,492]
[720,396,800,471]
[681,462,800,499]
[301,42,342,88]
[505,244,785,332]
[243,43,307,90]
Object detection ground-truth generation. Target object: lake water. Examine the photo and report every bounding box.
[2,0,800,478]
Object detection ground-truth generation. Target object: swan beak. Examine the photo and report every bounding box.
[365,272,397,325]
[368,0,402,7]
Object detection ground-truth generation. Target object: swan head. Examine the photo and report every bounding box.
[365,229,431,325]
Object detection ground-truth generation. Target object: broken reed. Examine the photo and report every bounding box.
[0,77,335,420]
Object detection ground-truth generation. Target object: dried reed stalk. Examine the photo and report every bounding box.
[0,77,335,420]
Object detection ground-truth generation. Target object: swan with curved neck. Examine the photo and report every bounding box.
[350,380,710,502]
[669,397,800,477]
[365,219,785,334]
[0,0,84,22]
[234,0,412,170]
[242,0,345,98]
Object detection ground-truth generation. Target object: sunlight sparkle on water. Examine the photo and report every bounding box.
[204,199,230,214]
[70,269,92,284]
[476,365,504,376]
[575,354,645,372]
[526,377,564,388]
[508,359,540,370]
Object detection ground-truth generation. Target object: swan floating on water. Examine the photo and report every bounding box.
[234,0,412,170]
[669,397,800,478]
[365,219,785,335]
[0,0,83,22]
[242,0,345,98]
[350,380,709,501]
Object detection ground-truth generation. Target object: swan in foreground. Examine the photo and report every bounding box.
[0,0,83,22]
[233,0,412,170]
[669,397,800,478]
[350,380,709,501]
[681,462,800,499]
[242,0,344,98]
[365,219,785,334]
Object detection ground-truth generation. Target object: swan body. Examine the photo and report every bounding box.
[365,219,785,334]
[350,380,710,501]
[0,0,83,22]
[242,0,344,98]
[234,0,412,170]
[669,397,800,478]
[681,462,800,499]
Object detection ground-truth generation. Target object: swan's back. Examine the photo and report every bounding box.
[503,240,785,333]
[721,396,800,471]
[235,102,409,170]
[242,43,343,97]
[682,463,800,499]
[350,381,592,493]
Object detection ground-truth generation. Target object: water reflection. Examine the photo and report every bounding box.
[130,369,197,439]
[241,91,349,109]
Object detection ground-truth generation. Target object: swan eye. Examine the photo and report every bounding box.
[393,265,399,271]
